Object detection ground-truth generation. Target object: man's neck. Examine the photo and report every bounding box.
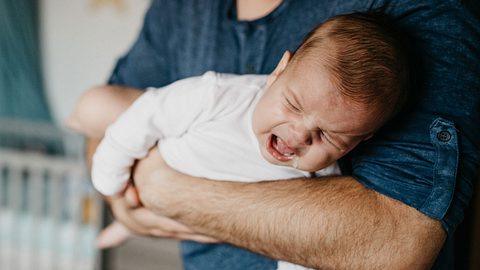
[236,0,283,21]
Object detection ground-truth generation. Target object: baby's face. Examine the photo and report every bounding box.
[252,57,379,171]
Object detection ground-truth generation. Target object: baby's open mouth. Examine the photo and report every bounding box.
[267,134,295,161]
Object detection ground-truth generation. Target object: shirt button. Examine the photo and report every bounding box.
[437,130,452,142]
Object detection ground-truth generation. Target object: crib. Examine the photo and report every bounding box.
[0,118,101,270]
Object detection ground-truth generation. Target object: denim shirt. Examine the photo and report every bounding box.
[108,0,480,269]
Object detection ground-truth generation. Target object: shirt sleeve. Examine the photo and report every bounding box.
[348,0,480,235]
[92,72,218,195]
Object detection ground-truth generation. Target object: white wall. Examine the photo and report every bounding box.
[40,0,151,125]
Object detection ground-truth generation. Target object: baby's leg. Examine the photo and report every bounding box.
[67,85,143,138]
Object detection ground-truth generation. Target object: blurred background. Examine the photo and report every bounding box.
[0,0,181,269]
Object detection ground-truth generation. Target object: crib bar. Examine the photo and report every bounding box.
[0,147,100,270]
[27,166,43,216]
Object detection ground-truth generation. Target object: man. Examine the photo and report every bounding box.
[88,0,480,269]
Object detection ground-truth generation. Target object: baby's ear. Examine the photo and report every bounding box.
[266,51,292,87]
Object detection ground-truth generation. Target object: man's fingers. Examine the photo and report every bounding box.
[124,185,140,207]
[110,198,149,235]
[131,208,192,234]
[96,221,132,249]
[109,193,219,243]
[115,207,220,242]
[174,233,220,243]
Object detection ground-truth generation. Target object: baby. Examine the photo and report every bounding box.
[69,12,409,269]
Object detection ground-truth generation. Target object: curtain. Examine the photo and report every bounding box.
[0,0,52,122]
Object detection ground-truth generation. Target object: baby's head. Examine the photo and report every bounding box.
[253,12,410,171]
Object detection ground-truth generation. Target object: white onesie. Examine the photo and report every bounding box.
[92,71,340,270]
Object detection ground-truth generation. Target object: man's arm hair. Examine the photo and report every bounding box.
[138,170,445,269]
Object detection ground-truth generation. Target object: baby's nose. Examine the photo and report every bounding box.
[291,126,313,146]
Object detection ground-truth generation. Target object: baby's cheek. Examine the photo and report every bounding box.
[303,155,324,172]
[307,147,337,171]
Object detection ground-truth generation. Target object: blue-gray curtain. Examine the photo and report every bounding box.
[0,0,52,122]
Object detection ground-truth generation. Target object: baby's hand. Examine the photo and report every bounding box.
[91,137,136,196]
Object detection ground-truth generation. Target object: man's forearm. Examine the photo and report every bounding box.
[138,171,445,269]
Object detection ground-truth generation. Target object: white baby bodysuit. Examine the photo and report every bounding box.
[92,71,340,194]
[92,71,340,270]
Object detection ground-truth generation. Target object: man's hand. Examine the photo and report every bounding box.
[85,137,218,247]
[98,183,219,249]
[88,141,218,248]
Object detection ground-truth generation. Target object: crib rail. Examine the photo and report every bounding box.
[0,148,100,270]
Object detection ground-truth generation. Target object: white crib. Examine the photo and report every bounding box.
[0,119,101,270]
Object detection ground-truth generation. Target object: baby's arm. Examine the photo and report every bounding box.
[91,89,167,196]
[69,73,216,196]
[68,85,161,195]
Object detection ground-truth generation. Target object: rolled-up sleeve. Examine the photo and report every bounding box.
[348,0,480,235]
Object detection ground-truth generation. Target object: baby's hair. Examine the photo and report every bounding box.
[292,12,411,123]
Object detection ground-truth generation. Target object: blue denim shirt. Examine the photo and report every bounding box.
[108,0,480,269]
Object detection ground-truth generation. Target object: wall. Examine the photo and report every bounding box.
[40,0,150,125]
